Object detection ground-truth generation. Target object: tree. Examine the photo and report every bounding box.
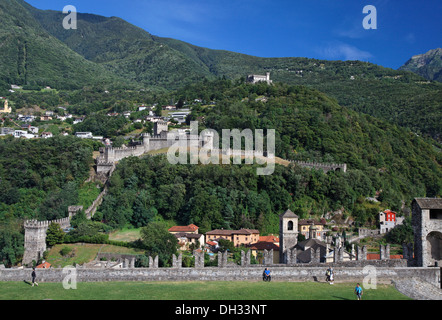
[140,222,178,267]
[131,191,157,227]
[46,222,65,246]
[218,239,234,252]
[386,218,413,244]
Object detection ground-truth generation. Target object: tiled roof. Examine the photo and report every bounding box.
[367,254,404,260]
[206,229,259,236]
[298,219,326,225]
[259,235,279,243]
[168,224,199,232]
[174,232,203,239]
[280,209,298,218]
[36,261,51,269]
[249,242,279,251]
[413,198,442,209]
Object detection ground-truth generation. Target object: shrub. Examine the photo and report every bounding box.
[60,246,73,257]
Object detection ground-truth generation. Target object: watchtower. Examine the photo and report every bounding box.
[412,198,442,267]
[22,220,50,265]
[279,209,299,263]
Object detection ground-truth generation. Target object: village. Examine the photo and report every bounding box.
[166,207,405,266]
[0,92,193,142]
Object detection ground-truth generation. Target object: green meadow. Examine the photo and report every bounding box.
[0,281,410,300]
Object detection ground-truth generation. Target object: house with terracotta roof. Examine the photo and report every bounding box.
[174,232,205,251]
[249,239,280,264]
[168,224,199,234]
[379,209,404,234]
[205,229,259,247]
[168,224,201,251]
[36,261,51,269]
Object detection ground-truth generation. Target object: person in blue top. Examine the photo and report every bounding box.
[354,283,363,300]
[263,268,271,282]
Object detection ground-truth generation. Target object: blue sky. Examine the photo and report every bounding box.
[26,0,442,69]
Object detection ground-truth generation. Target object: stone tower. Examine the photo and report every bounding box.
[22,220,50,266]
[412,198,442,267]
[279,209,299,263]
[154,121,168,136]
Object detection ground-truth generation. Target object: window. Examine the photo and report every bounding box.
[288,221,293,231]
[430,209,442,220]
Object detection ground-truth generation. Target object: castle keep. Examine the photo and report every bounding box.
[412,198,442,267]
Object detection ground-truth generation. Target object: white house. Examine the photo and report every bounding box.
[75,132,93,139]
[41,132,53,139]
[29,126,39,134]
[14,130,34,139]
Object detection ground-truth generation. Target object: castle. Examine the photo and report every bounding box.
[96,122,214,176]
[246,72,272,85]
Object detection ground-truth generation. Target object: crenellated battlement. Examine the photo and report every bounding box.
[289,160,347,173]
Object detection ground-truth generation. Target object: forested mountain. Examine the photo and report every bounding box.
[97,80,441,235]
[399,48,442,82]
[7,0,439,140]
[0,0,122,90]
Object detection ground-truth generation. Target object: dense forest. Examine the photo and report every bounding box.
[0,136,99,266]
[94,80,441,236]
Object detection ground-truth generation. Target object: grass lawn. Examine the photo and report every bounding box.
[0,281,411,300]
[108,228,141,242]
[45,243,144,268]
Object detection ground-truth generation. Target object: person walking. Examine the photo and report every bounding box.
[31,267,38,287]
[354,283,363,300]
[329,267,334,285]
[325,266,331,282]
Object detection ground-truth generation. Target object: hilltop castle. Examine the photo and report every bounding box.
[96,122,214,176]
[246,72,272,85]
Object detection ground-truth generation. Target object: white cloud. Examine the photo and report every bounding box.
[316,42,373,61]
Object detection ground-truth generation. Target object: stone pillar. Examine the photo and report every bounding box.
[263,249,274,265]
[380,244,390,260]
[130,257,136,268]
[194,251,204,268]
[290,248,297,265]
[172,253,182,268]
[358,246,367,261]
[385,244,390,260]
[218,251,228,268]
[149,255,158,268]
[241,250,251,267]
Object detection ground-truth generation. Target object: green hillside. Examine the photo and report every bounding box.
[97,80,441,235]
[0,1,439,140]
[0,0,122,90]
[22,1,441,140]
[24,5,215,90]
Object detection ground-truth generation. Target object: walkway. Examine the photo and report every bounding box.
[393,277,442,300]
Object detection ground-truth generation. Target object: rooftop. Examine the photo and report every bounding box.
[168,224,199,233]
[413,198,442,209]
[206,228,259,236]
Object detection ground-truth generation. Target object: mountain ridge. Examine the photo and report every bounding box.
[2,1,441,140]
[399,48,442,82]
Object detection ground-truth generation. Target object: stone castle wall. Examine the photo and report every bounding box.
[1,266,439,287]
